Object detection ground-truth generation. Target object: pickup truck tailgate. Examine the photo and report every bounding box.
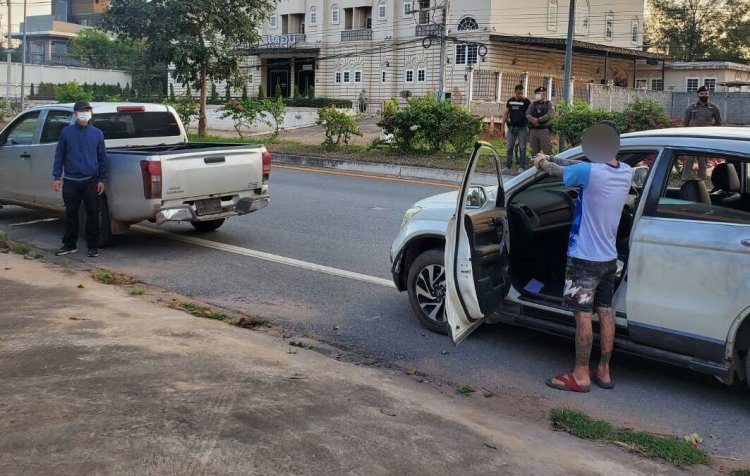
[160,148,263,200]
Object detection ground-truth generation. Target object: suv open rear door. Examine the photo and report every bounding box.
[445,142,510,344]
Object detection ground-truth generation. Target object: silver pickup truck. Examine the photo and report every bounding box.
[0,102,270,246]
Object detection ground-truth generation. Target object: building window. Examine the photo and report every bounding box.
[343,71,351,83]
[332,5,340,24]
[417,68,426,82]
[686,78,699,92]
[575,0,590,35]
[335,72,342,84]
[382,71,387,82]
[404,1,413,16]
[309,7,317,26]
[457,16,479,31]
[547,0,558,31]
[455,44,478,65]
[631,17,640,44]
[636,79,647,89]
[605,11,614,39]
[378,1,387,20]
[651,78,664,91]
[405,70,414,83]
[704,78,717,92]
[355,70,362,83]
[270,13,277,29]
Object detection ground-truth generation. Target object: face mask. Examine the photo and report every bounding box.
[535,94,542,101]
[77,111,92,122]
[699,96,708,103]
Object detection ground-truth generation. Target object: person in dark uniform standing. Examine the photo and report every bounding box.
[502,84,531,171]
[526,86,554,156]
[52,100,107,258]
[682,85,722,181]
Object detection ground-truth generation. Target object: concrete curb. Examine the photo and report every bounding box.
[272,153,504,186]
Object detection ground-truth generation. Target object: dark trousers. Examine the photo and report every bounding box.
[506,126,528,168]
[62,178,99,249]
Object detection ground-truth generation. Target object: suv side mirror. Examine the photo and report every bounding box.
[633,166,649,188]
[466,186,487,209]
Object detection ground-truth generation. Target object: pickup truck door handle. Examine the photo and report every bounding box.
[20,152,31,159]
[204,156,225,164]
[741,239,750,248]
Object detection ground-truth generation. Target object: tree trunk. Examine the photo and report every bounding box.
[199,64,208,137]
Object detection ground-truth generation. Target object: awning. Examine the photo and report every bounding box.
[489,35,667,61]
[237,47,321,56]
[719,81,750,88]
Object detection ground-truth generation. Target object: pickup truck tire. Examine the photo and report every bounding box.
[191,219,226,232]
[407,248,449,335]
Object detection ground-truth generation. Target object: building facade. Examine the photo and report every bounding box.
[13,15,88,65]
[52,0,110,26]
[638,62,750,93]
[173,0,658,105]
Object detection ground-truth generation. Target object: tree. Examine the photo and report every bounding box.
[168,83,175,101]
[55,82,94,103]
[646,0,750,61]
[241,84,249,101]
[220,98,264,138]
[104,0,274,137]
[210,82,219,104]
[261,96,287,137]
[257,84,265,99]
[168,92,199,133]
[29,83,35,99]
[225,84,232,102]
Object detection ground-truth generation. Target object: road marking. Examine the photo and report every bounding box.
[274,164,458,188]
[132,225,397,289]
[9,218,60,227]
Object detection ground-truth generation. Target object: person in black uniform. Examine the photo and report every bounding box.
[526,86,554,156]
[502,84,531,171]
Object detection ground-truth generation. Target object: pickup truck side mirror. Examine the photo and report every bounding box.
[632,166,650,188]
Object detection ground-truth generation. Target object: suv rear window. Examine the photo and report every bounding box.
[91,112,181,140]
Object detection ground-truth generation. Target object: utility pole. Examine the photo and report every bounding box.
[437,0,449,102]
[561,0,576,150]
[19,0,25,109]
[6,0,12,98]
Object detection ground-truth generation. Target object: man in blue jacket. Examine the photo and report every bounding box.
[52,100,107,257]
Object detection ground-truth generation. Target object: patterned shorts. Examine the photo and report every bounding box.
[562,257,618,313]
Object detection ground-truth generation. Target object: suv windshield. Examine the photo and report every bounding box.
[91,112,181,140]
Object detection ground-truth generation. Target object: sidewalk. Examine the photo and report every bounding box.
[0,253,689,475]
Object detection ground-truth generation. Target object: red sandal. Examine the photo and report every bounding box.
[545,371,591,393]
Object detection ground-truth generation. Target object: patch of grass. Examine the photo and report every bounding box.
[130,287,146,296]
[288,340,315,350]
[457,385,477,396]
[731,470,750,476]
[236,315,268,329]
[550,408,710,466]
[33,253,44,259]
[92,270,139,285]
[10,243,31,255]
[171,302,226,321]
[0,231,9,249]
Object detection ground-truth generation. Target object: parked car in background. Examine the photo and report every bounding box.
[0,103,271,246]
[391,129,750,392]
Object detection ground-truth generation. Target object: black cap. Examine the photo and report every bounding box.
[73,100,92,111]
[696,86,709,93]
[534,86,547,93]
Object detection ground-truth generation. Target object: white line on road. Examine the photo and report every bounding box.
[132,225,397,289]
[9,218,60,227]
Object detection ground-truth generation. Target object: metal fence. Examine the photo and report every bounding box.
[588,84,672,114]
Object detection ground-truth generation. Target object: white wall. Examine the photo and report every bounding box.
[0,62,132,98]
[187,106,322,134]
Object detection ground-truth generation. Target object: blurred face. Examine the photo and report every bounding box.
[515,89,523,99]
[75,108,93,124]
[698,91,709,102]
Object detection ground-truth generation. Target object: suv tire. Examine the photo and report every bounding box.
[407,248,448,335]
[191,218,226,232]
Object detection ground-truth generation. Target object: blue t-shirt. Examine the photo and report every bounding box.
[563,162,633,262]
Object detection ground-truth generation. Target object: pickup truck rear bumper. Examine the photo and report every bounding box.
[155,195,270,224]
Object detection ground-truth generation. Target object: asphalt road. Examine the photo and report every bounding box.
[1,165,748,462]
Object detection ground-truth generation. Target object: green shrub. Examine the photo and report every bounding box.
[622,98,672,132]
[257,84,265,99]
[55,81,94,103]
[220,99,264,138]
[552,100,626,147]
[316,106,362,150]
[283,97,352,108]
[378,95,484,153]
[210,82,219,104]
[167,92,199,132]
[262,96,287,137]
[0,98,13,121]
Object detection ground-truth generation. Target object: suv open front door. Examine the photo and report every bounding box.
[445,142,510,344]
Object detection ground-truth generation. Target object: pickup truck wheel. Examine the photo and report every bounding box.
[191,219,226,232]
[407,248,448,335]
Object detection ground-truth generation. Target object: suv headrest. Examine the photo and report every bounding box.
[710,163,740,193]
[680,180,711,205]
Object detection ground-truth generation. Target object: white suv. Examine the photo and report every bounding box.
[390,129,750,391]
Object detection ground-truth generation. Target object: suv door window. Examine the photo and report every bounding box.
[2,112,41,146]
[40,110,73,143]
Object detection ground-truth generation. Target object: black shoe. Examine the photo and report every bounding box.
[87,248,100,258]
[55,246,78,256]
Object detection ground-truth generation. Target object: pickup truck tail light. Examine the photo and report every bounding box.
[262,151,272,181]
[140,160,162,199]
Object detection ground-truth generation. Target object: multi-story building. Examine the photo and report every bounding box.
[52,0,111,26]
[178,1,665,105]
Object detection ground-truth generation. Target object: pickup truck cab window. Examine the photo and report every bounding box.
[1,112,41,146]
[41,110,73,144]
[91,112,181,140]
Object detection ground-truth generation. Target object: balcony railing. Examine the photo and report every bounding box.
[342,29,372,41]
[415,24,441,37]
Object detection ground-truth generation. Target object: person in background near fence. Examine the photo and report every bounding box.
[526,86,554,156]
[682,85,722,181]
[502,84,531,172]
[52,100,106,258]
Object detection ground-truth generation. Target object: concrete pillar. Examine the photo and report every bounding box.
[467,67,474,107]
[289,57,296,98]
[495,72,502,103]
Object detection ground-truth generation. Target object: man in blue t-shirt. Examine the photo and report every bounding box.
[52,100,107,258]
[532,121,633,393]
